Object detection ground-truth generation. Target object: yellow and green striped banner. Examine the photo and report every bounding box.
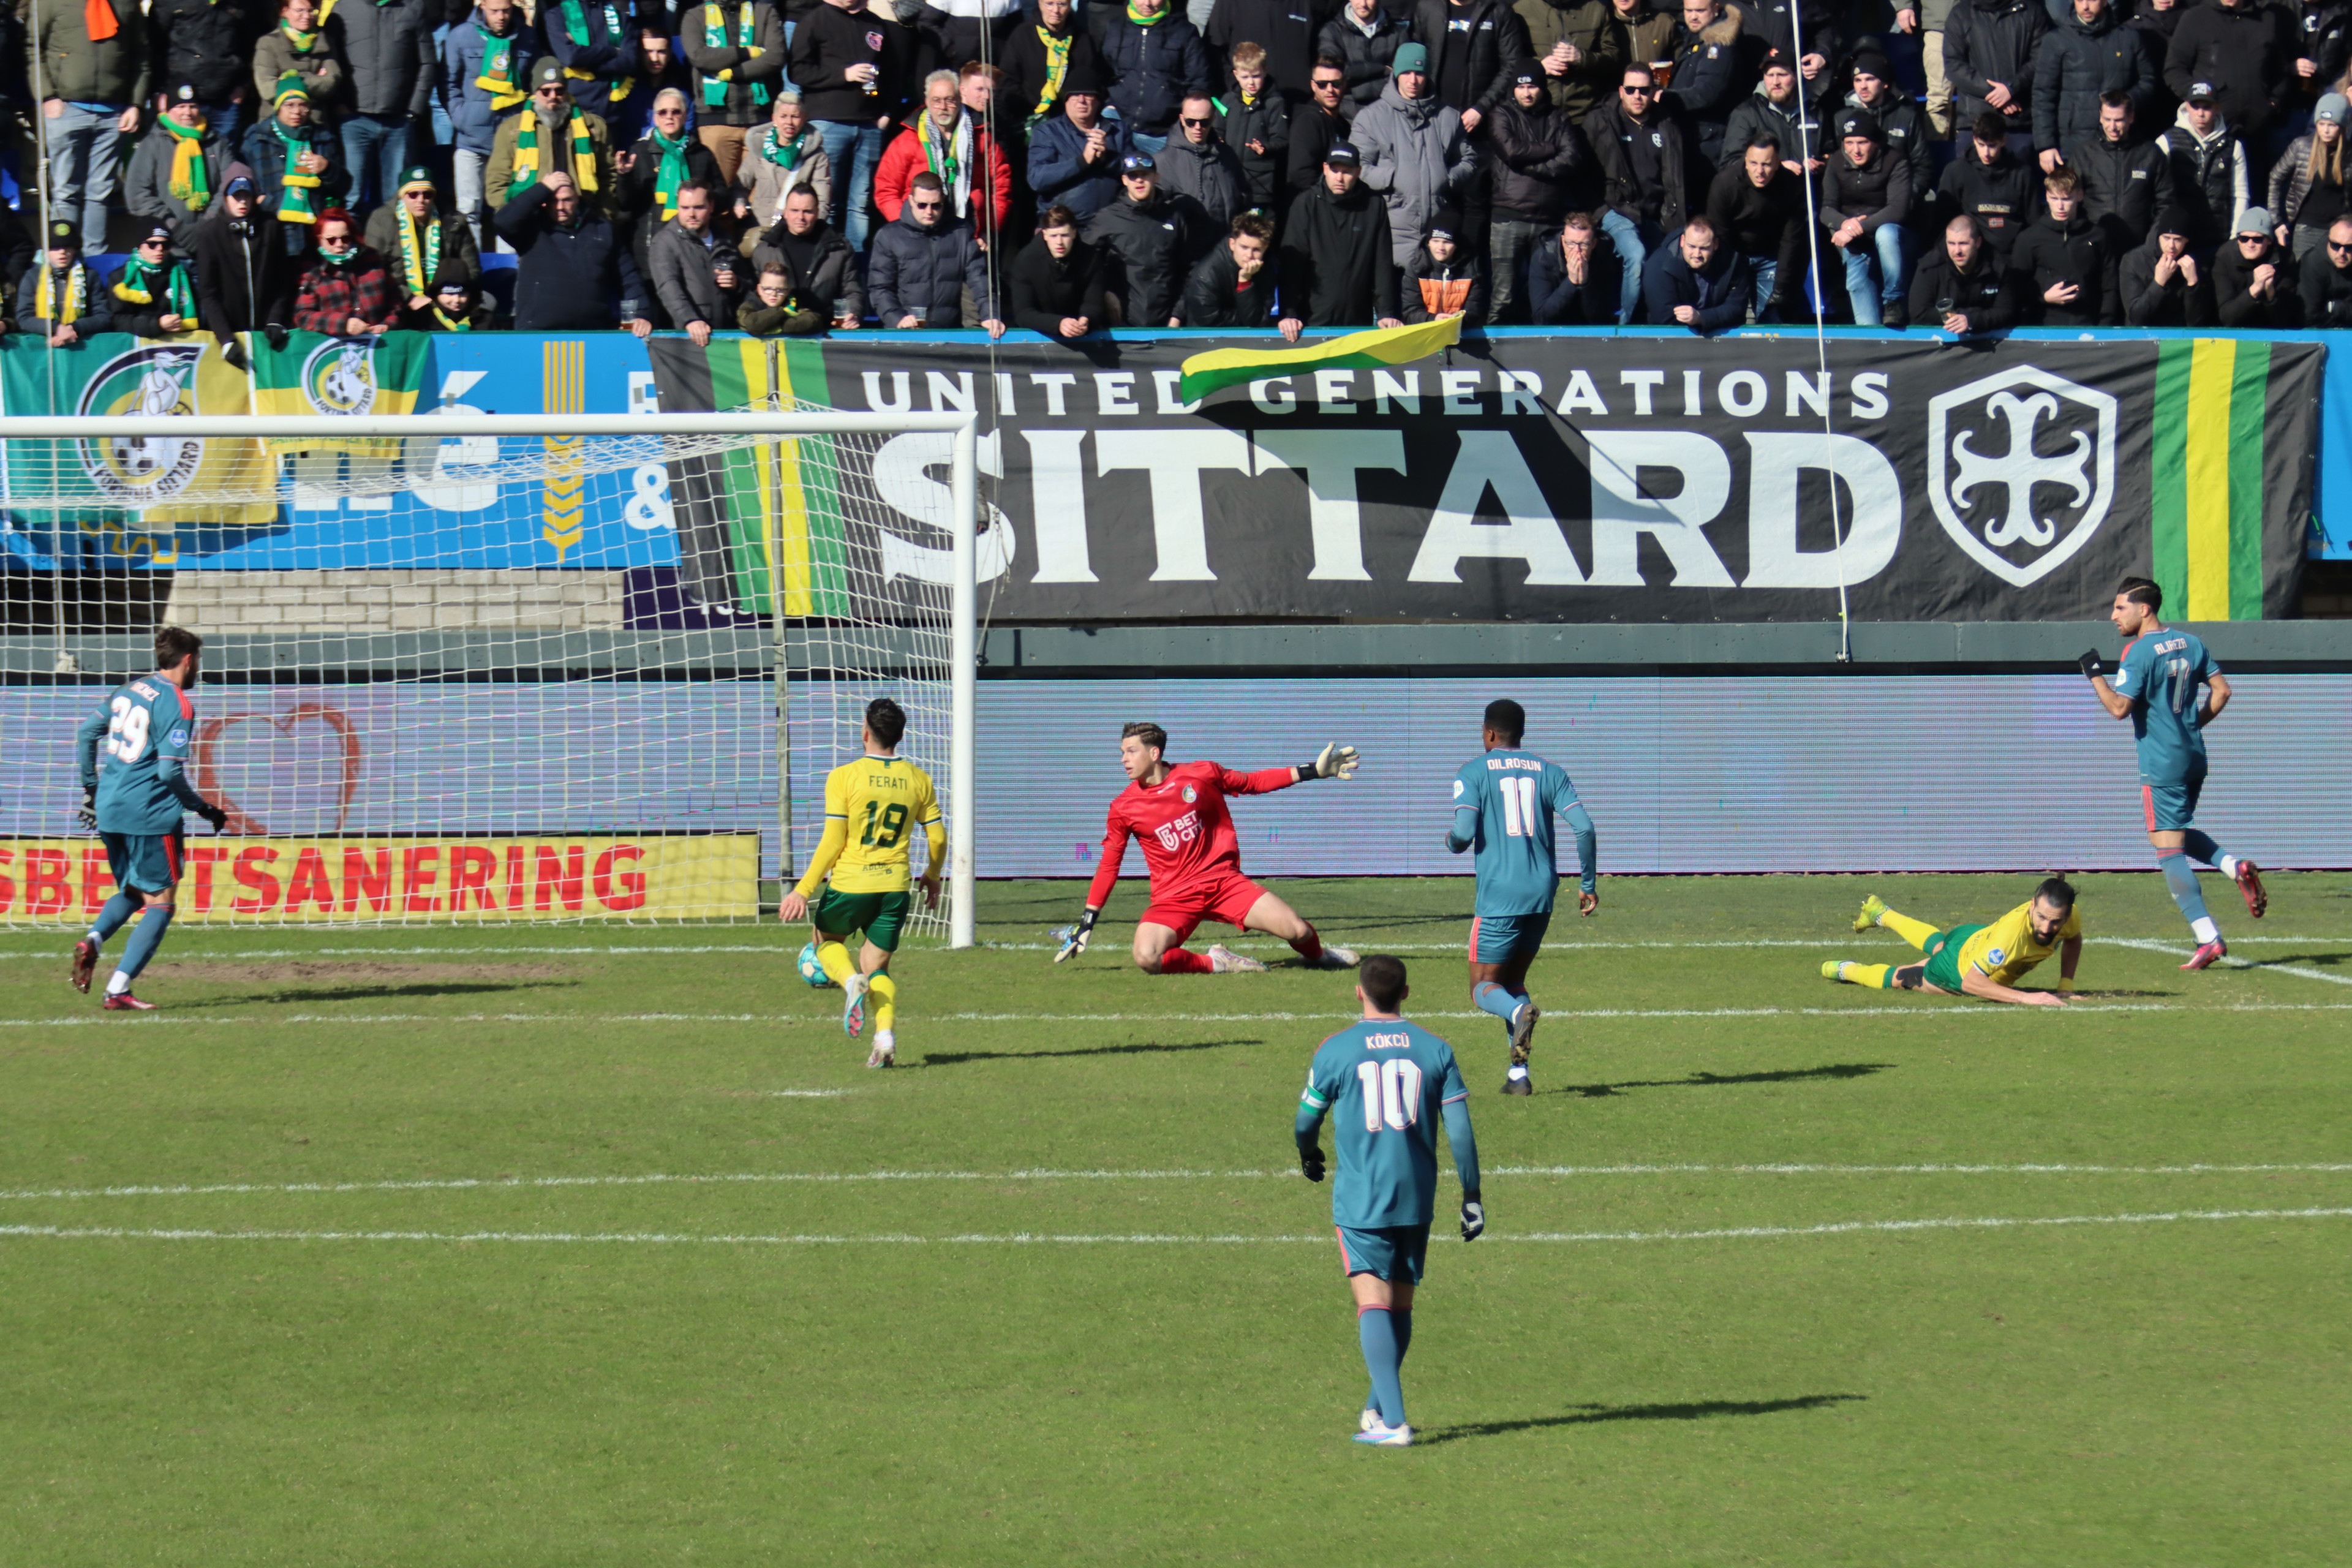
[767,337,853,620]
[1177,316,1463,404]
[2150,338,2268,620]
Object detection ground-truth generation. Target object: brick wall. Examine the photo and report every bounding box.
[161,571,625,635]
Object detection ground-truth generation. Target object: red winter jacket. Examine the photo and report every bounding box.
[874,111,1012,245]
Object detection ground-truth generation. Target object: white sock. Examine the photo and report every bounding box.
[2218,854,2243,878]
[82,930,101,948]
[105,970,131,996]
[1506,1063,1529,1080]
[875,1028,895,1054]
[2191,916,2220,944]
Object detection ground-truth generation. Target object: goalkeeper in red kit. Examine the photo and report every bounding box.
[1052,721,1364,974]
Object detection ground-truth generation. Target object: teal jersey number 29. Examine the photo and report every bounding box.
[2111,629,2217,783]
[1302,1020,1470,1229]
[77,675,198,836]
[1452,748,1594,916]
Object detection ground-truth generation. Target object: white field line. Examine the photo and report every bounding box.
[6,1161,2351,1204]
[7,1207,2352,1248]
[2103,937,2352,988]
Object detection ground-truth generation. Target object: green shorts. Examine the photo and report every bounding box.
[811,888,912,952]
[1921,923,1985,995]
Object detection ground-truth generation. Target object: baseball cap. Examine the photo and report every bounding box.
[2187,80,2218,103]
[139,221,175,246]
[1118,151,1158,176]
[1323,140,1362,168]
[1392,42,1429,74]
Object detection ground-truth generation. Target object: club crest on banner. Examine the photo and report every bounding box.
[303,339,380,416]
[1926,364,2117,587]
[75,344,206,503]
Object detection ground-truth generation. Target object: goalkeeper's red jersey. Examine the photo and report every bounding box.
[1087,760,1302,908]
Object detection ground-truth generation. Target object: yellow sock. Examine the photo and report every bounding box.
[868,971,897,1033]
[817,941,856,986]
[1879,909,1939,951]
[1836,962,1895,989]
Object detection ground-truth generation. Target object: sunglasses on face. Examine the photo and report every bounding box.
[656,107,685,117]
[911,199,943,211]
[1312,78,1343,91]
[1180,116,1212,127]
[2238,233,2267,244]
[2331,240,2352,253]
[1622,85,1651,96]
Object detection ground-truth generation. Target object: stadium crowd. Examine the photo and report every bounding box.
[3,0,2350,336]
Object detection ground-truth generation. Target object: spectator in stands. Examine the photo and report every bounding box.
[1727,53,1824,185]
[369,167,485,320]
[1514,0,1624,130]
[128,85,234,252]
[1707,131,1807,320]
[293,209,399,335]
[1921,0,1960,141]
[333,0,435,216]
[1085,151,1216,323]
[1216,44,1291,214]
[2119,206,2218,321]
[2164,0,2297,154]
[1206,0,1340,101]
[791,0,914,253]
[2032,0,2157,170]
[1289,58,1354,194]
[616,89,726,305]
[737,258,826,334]
[18,222,113,343]
[489,63,617,214]
[1182,209,1278,324]
[2158,80,2252,249]
[1656,0,1749,169]
[1320,0,1406,121]
[1586,64,1686,323]
[1354,45,1477,266]
[407,261,494,330]
[1598,0,1676,100]
[443,0,540,245]
[649,182,746,342]
[1002,0,1110,129]
[1411,0,1533,132]
[1030,67,1133,223]
[869,171,1003,330]
[1640,214,1747,330]
[1403,208,1490,320]
[255,0,345,133]
[153,0,252,149]
[756,184,865,326]
[2269,92,2350,262]
[1278,142,1401,335]
[2300,212,2352,320]
[2211,204,2303,323]
[1847,50,1932,197]
[910,0,1019,89]
[244,75,349,256]
[739,94,833,252]
[494,169,654,331]
[1741,0,1833,84]
[2296,1,2350,110]
[1526,208,1621,321]
[878,70,1012,245]
[191,168,295,344]
[1945,0,2048,148]
[2015,165,2119,322]
[1156,92,1248,224]
[107,224,202,337]
[1011,203,1109,335]
[34,0,147,258]
[2068,90,2172,251]
[1909,211,2024,331]
[1101,0,1213,151]
[684,0,789,187]
[1939,110,2042,266]
[540,0,641,126]
[1487,63,1588,323]
[614,23,696,148]
[1822,107,1913,325]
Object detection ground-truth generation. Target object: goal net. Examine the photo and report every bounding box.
[0,405,978,940]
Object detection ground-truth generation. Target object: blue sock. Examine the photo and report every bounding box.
[1358,1306,1406,1429]
[115,906,174,984]
[2160,854,2218,943]
[1472,981,1520,1036]
[85,891,139,946]
[2182,829,2226,867]
[1366,1309,1415,1412]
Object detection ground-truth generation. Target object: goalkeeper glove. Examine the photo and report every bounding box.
[195,802,228,834]
[74,785,97,832]
[1052,907,1098,963]
[1300,1142,1326,1183]
[2077,649,2106,680]
[1460,1197,1484,1243]
[1303,742,1360,782]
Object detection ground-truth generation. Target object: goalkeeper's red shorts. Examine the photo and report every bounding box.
[1141,872,1270,946]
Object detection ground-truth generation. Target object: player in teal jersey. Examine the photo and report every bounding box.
[69,628,228,1009]
[1295,954,1482,1448]
[1444,698,1598,1095]
[2080,578,2266,971]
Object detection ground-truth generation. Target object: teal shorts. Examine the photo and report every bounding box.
[1921,923,1985,995]
[100,830,182,896]
[812,887,912,952]
[1334,1223,1432,1284]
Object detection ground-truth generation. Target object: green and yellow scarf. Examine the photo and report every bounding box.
[513,107,600,196]
[396,211,443,298]
[649,126,692,221]
[429,302,474,330]
[159,115,212,213]
[113,257,200,325]
[1125,1,1164,22]
[1030,27,1071,126]
[473,21,527,110]
[557,0,633,101]
[700,2,771,109]
[271,118,323,224]
[278,17,318,50]
[917,111,969,214]
[36,263,87,324]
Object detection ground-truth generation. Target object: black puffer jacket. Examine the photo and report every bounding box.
[1937,141,2042,264]
[1155,134,1248,226]
[187,197,293,334]
[1277,176,1397,323]
[1098,10,1213,137]
[151,0,252,106]
[1317,6,1407,118]
[1205,0,1339,99]
[2298,244,2352,322]
[1908,243,2024,332]
[1180,238,1278,325]
[2067,131,2174,247]
[2210,231,2304,323]
[1401,239,1489,320]
[1006,233,1109,333]
[1486,94,1588,222]
[1408,0,1534,116]
[1656,2,1751,168]
[2013,209,2119,323]
[1084,189,1218,325]
[1724,83,1825,175]
[2163,0,2297,142]
[1945,0,2050,131]
[2119,231,2220,323]
[1820,146,1912,236]
[1213,90,1290,209]
[2031,8,2159,155]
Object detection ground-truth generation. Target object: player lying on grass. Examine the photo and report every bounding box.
[1446,698,1598,1096]
[1296,954,1482,1449]
[1823,878,2082,1007]
[70,627,229,1011]
[1052,721,1362,974]
[777,698,944,1069]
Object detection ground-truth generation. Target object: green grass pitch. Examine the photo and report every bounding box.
[6,872,2351,1566]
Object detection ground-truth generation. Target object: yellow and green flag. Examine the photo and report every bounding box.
[1177,316,1463,405]
[2150,339,2269,620]
[243,329,429,456]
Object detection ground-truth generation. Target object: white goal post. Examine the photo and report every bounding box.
[0,409,979,946]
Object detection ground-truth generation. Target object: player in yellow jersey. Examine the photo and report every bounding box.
[1820,878,2082,1007]
[777,698,946,1068]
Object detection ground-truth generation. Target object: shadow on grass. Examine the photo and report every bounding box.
[2248,952,2352,970]
[1414,1393,1867,1446]
[181,981,579,1008]
[921,1038,1262,1068]
[1551,1063,1893,1098]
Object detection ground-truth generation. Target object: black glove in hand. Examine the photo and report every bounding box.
[2077,649,2105,680]
[1300,1144,1326,1183]
[197,803,229,833]
[74,785,97,832]
[264,325,290,352]
[1460,1197,1485,1242]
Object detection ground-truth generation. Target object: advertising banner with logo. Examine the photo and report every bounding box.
[799,334,2320,622]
